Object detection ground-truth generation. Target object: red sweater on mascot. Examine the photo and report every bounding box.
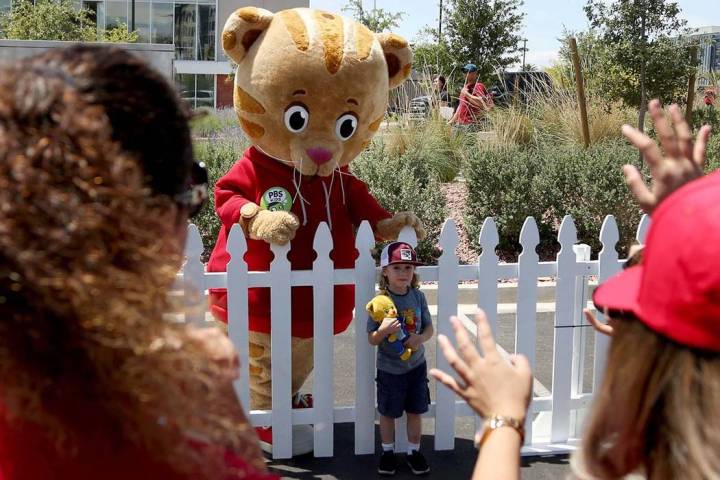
[208,6,424,456]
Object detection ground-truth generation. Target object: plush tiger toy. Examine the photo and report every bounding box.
[207,6,425,456]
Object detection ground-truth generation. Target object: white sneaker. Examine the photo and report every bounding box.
[257,424,314,456]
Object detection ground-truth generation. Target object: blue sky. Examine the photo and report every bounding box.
[309,0,720,68]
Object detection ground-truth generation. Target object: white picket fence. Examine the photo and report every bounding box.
[179,214,650,459]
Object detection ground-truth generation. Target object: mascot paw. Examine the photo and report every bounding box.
[250,209,300,245]
[376,212,426,241]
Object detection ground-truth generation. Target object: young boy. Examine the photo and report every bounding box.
[367,242,434,476]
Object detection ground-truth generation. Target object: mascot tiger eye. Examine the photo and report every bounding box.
[207,6,425,456]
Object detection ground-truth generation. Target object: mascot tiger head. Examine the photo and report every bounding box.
[222,7,412,177]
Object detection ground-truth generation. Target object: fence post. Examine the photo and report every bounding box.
[570,244,591,438]
[551,216,578,443]
[183,224,205,326]
[354,222,377,455]
[517,217,540,444]
[312,223,334,457]
[227,225,250,415]
[435,219,459,450]
[595,216,620,392]
[269,242,293,459]
[476,218,499,435]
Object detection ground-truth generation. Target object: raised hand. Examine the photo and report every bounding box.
[622,99,712,214]
[429,311,531,421]
[248,209,300,245]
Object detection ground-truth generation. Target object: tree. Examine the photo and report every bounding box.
[411,27,456,78]
[585,0,695,133]
[0,0,137,43]
[442,0,525,82]
[342,0,405,33]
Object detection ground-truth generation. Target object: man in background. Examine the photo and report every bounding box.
[449,63,494,126]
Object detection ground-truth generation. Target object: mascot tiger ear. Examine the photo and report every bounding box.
[376,33,413,90]
[222,6,274,64]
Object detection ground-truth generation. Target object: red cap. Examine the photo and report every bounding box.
[593,171,720,352]
[380,241,424,267]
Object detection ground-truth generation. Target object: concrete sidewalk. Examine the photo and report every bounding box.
[265,423,571,479]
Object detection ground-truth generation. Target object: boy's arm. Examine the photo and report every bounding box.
[368,330,387,346]
[368,317,401,345]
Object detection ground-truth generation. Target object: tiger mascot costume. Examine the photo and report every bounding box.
[207,6,425,455]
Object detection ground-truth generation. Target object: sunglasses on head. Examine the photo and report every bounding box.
[174,161,209,218]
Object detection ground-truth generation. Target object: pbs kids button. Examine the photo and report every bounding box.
[260,187,293,212]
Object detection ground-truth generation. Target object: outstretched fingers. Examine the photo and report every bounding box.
[436,333,473,386]
[622,124,663,169]
[429,367,466,398]
[694,125,712,169]
[622,164,655,213]
[648,99,680,159]
[669,104,693,161]
[474,310,499,361]
[584,308,614,337]
[450,316,481,366]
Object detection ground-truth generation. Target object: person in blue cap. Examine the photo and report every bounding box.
[449,63,494,125]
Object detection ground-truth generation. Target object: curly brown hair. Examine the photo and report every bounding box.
[0,46,263,477]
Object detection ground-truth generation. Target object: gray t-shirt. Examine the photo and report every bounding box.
[366,287,433,375]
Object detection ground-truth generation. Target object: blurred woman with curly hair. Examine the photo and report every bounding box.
[0,45,274,479]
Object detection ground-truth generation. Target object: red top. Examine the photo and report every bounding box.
[455,82,493,124]
[0,403,278,480]
[208,147,391,338]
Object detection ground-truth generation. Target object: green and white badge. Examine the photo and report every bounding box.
[260,187,293,212]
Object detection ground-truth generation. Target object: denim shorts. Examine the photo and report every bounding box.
[376,362,430,419]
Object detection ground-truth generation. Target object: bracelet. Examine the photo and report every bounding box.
[476,414,525,448]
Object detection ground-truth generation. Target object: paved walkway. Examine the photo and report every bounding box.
[265,423,571,479]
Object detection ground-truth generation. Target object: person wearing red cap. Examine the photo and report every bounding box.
[430,99,717,480]
[367,242,434,476]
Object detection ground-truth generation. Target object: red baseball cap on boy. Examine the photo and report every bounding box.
[380,241,424,267]
[593,171,720,352]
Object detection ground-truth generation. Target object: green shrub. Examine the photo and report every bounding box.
[534,140,642,257]
[383,117,467,182]
[193,135,250,259]
[464,145,552,257]
[351,140,448,264]
[465,140,644,260]
[693,106,720,134]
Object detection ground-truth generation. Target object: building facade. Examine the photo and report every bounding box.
[690,26,720,89]
[0,0,308,108]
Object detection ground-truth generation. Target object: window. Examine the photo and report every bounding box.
[175,74,216,109]
[131,1,150,42]
[176,73,196,107]
[105,0,127,31]
[196,74,214,108]
[82,1,104,32]
[151,2,172,44]
[197,4,215,61]
[174,3,196,60]
[1,0,12,14]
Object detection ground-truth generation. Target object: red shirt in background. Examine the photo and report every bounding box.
[455,81,493,125]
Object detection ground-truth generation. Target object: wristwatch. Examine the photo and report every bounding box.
[476,414,525,448]
[239,202,261,234]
